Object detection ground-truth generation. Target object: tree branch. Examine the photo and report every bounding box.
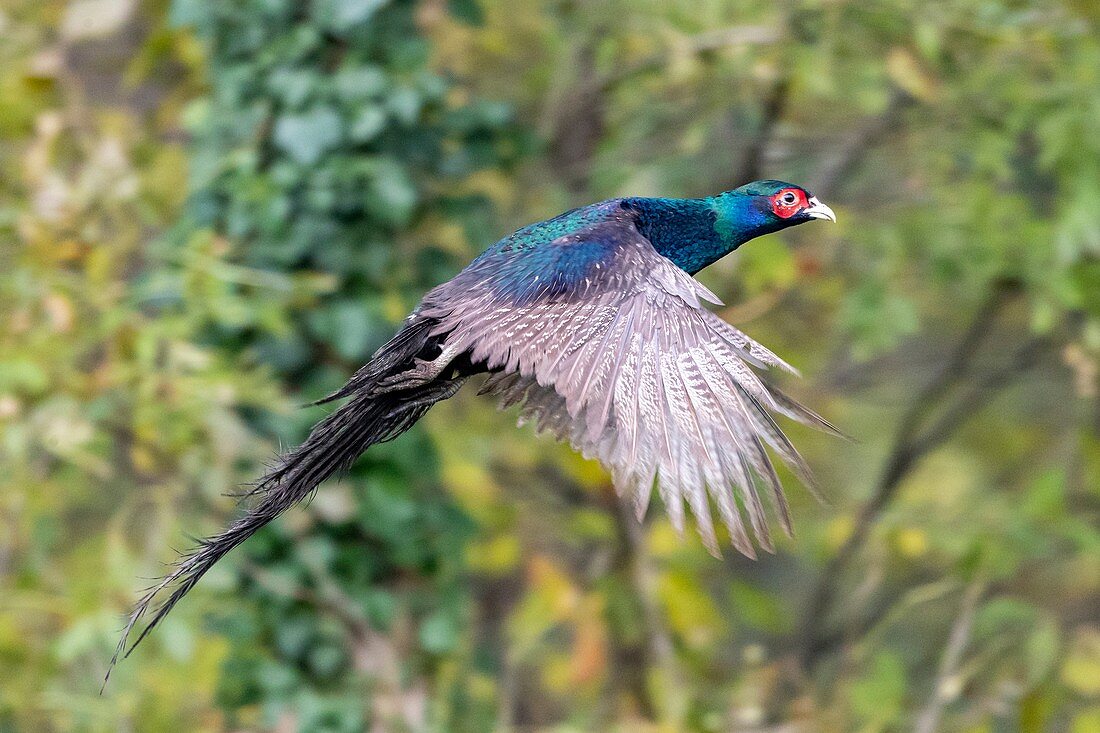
[545,24,782,194]
[891,284,1015,446]
[913,575,987,733]
[796,282,1045,670]
[595,25,781,94]
[732,75,791,186]
[613,493,688,725]
[810,88,915,194]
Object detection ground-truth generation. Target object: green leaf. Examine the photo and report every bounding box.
[349,107,387,142]
[728,581,792,634]
[334,65,388,101]
[1025,617,1062,687]
[366,159,418,226]
[448,0,485,25]
[268,68,317,109]
[273,107,343,165]
[0,358,49,393]
[1062,630,1100,696]
[387,87,423,125]
[313,0,388,33]
[419,612,459,654]
[1071,708,1100,733]
[307,642,347,677]
[850,650,908,727]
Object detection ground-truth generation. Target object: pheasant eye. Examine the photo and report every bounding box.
[770,188,805,219]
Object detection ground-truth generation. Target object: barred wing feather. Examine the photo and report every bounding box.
[420,217,834,557]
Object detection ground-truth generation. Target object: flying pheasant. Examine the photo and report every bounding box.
[111,179,838,672]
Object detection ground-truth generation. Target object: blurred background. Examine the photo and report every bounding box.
[2,0,1099,731]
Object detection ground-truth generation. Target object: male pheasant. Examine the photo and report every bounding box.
[111,179,838,672]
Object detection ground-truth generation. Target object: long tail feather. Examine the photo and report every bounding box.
[105,318,459,687]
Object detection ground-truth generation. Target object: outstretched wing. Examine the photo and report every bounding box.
[419,207,837,557]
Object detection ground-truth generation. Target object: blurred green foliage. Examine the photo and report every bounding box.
[161,2,522,730]
[1,0,1099,731]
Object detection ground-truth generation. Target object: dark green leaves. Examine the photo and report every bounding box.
[164,3,520,726]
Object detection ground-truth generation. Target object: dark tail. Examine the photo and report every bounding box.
[105,316,463,686]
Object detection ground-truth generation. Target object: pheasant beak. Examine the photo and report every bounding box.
[804,196,837,222]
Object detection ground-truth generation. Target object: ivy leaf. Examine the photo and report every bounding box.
[349,107,387,142]
[334,65,388,102]
[419,612,459,654]
[268,68,317,109]
[273,107,343,166]
[314,0,388,33]
[366,159,418,226]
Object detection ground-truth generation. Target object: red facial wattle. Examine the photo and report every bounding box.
[769,188,808,219]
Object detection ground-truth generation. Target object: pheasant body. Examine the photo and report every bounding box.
[109,179,838,676]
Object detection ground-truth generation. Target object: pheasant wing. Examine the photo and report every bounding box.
[420,211,834,557]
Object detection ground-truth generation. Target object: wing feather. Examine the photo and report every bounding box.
[430,214,830,556]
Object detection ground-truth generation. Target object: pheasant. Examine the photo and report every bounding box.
[111,179,838,672]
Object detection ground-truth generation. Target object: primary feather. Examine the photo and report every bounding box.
[110,180,839,678]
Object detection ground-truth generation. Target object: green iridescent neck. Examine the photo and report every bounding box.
[626,193,772,274]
